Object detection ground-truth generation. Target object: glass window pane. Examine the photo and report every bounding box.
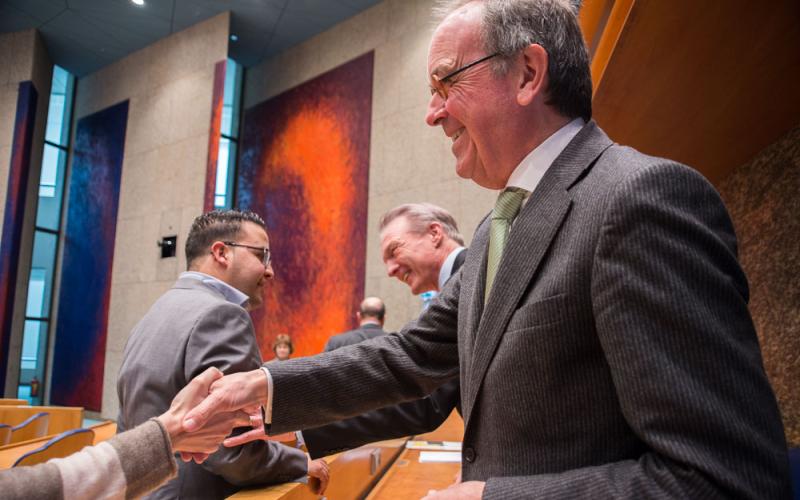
[20,320,46,370]
[36,144,67,230]
[221,59,242,137]
[45,66,74,146]
[28,231,57,317]
[25,268,46,317]
[18,319,48,405]
[216,138,230,197]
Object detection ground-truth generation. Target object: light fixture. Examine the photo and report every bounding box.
[132,0,144,5]
[230,34,239,42]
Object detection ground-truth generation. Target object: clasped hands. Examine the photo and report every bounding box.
[163,368,328,494]
[176,369,482,499]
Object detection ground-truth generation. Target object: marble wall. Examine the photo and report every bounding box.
[64,14,229,417]
[245,0,496,332]
[0,29,52,395]
[718,124,800,447]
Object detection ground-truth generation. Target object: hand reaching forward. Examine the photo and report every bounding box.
[307,457,330,496]
[156,367,250,463]
[183,369,268,432]
[222,411,296,448]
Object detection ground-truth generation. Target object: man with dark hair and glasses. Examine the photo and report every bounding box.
[117,209,329,499]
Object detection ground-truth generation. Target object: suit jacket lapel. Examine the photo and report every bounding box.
[462,120,614,424]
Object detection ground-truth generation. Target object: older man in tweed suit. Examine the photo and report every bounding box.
[186,1,791,498]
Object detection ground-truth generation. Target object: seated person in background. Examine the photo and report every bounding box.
[272,334,293,361]
[117,210,327,499]
[1,368,248,500]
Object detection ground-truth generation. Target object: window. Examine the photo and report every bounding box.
[17,65,74,404]
[214,59,243,209]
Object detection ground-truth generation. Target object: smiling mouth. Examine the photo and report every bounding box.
[451,129,463,143]
[403,271,411,283]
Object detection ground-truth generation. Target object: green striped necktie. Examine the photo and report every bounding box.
[485,187,528,303]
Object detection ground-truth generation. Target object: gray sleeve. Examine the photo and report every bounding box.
[108,419,177,499]
[484,163,791,498]
[185,302,309,485]
[267,277,461,433]
[0,462,62,500]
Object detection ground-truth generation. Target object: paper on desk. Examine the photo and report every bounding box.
[419,451,462,463]
[406,440,462,451]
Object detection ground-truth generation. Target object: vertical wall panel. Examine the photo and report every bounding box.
[0,82,38,391]
[51,101,129,410]
[238,53,373,358]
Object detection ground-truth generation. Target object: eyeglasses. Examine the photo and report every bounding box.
[430,53,499,100]
[223,241,271,267]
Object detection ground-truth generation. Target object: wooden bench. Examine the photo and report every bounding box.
[0,399,29,406]
[0,419,115,470]
[0,406,83,435]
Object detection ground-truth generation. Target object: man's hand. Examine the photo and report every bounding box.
[421,481,485,499]
[307,457,330,495]
[222,411,297,447]
[157,367,250,462]
[182,369,268,432]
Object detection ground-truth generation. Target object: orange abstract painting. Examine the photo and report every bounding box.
[237,53,373,359]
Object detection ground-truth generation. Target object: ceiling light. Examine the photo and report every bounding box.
[230,34,239,42]
[132,0,144,5]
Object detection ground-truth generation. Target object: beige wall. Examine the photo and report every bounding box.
[718,124,800,447]
[0,29,52,395]
[62,14,229,417]
[245,0,496,332]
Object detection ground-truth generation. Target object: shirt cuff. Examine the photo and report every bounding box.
[260,366,273,425]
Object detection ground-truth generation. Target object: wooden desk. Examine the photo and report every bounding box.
[366,411,464,500]
[229,438,407,500]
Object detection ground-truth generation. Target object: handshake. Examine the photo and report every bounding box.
[157,367,329,493]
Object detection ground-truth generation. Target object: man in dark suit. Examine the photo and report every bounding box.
[322,297,387,351]
[117,210,328,499]
[186,2,790,498]
[298,205,465,458]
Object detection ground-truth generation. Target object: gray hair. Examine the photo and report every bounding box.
[433,0,592,121]
[379,203,465,246]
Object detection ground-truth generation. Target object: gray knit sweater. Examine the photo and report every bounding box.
[0,418,177,499]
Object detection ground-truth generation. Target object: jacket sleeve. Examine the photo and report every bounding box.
[303,379,461,458]
[483,162,791,499]
[268,277,462,433]
[185,302,308,485]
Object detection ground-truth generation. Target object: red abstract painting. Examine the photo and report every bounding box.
[237,52,373,359]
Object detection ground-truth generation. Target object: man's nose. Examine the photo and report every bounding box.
[386,261,399,277]
[264,262,274,279]
[425,93,447,127]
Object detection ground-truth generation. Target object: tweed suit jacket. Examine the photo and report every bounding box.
[117,277,307,499]
[266,122,790,498]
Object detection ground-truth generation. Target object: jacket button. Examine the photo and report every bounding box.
[464,446,476,463]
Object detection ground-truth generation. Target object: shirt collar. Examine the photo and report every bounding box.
[180,271,249,307]
[506,117,585,196]
[438,246,466,291]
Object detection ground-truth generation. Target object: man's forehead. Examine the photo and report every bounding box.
[240,221,268,243]
[428,7,484,73]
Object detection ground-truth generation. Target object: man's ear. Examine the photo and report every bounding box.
[209,241,229,266]
[429,222,444,247]
[517,43,548,106]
